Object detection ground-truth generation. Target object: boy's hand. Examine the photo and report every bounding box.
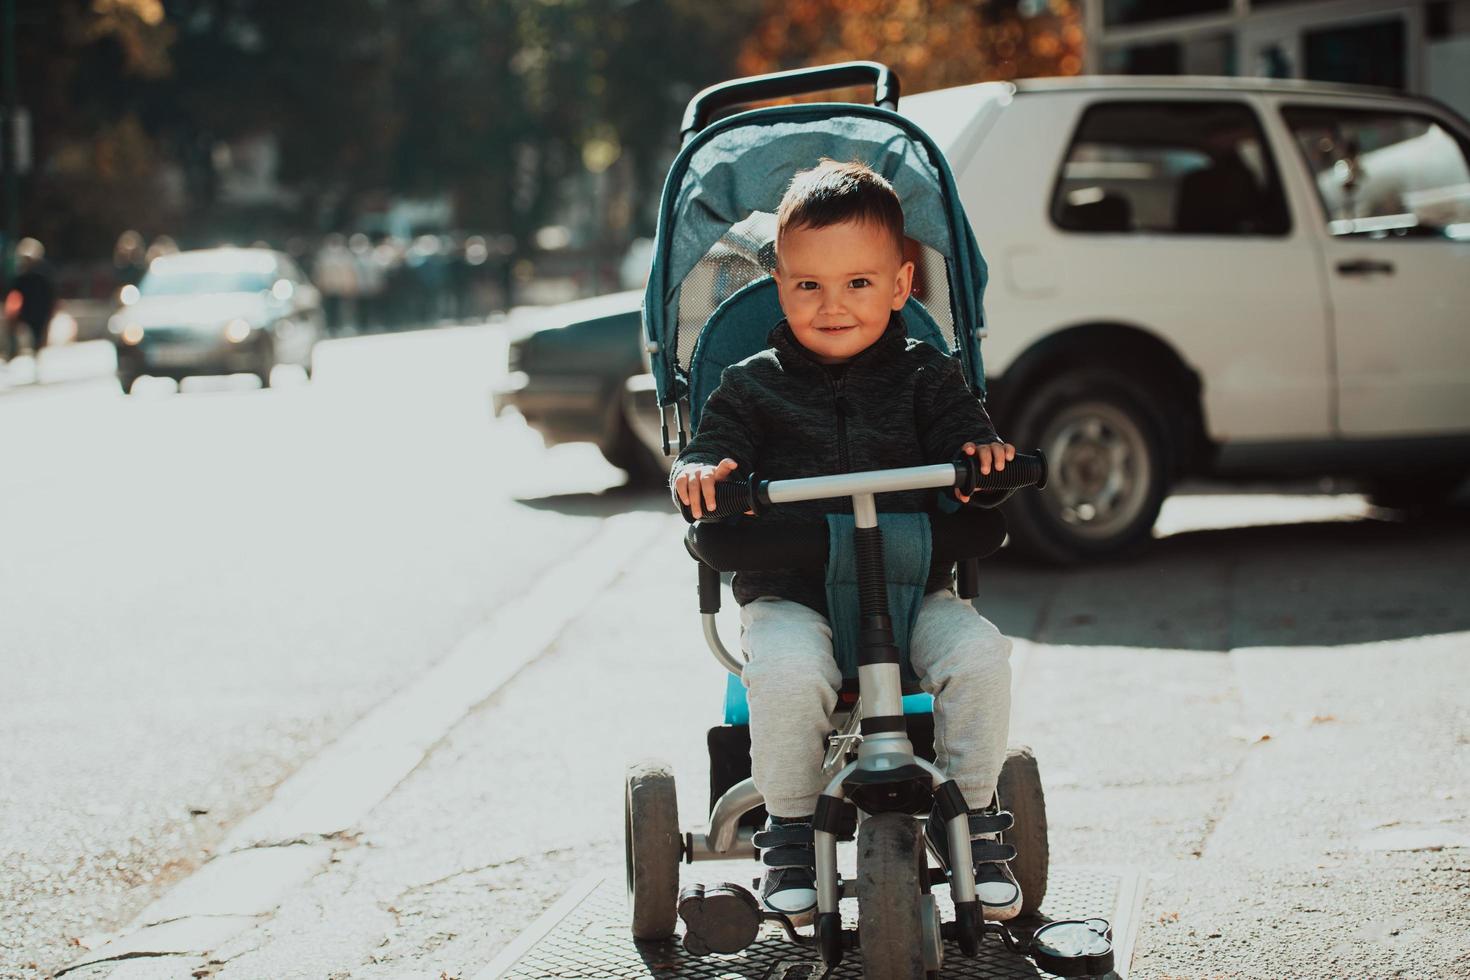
[955,440,1016,502]
[674,458,740,519]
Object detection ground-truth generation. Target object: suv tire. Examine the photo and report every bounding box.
[603,403,668,488]
[1004,368,1168,564]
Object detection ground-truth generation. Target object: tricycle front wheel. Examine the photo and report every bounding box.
[856,812,939,979]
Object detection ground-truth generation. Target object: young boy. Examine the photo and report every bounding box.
[671,160,1020,923]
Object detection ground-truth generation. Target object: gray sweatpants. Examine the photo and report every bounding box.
[740,590,1013,819]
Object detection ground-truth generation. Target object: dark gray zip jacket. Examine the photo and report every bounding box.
[673,313,1004,615]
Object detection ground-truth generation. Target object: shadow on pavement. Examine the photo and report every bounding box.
[514,483,671,518]
[984,507,1470,651]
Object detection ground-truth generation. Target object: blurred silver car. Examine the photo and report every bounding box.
[110,247,325,392]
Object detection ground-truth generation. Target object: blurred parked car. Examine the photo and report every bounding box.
[490,290,660,482]
[500,76,1470,561]
[110,247,325,392]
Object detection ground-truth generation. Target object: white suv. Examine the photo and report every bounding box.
[619,76,1470,561]
[883,75,1470,561]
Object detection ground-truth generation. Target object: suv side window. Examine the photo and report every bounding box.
[1280,106,1470,240]
[1052,100,1290,236]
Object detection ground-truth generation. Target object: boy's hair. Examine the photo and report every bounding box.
[775,159,904,258]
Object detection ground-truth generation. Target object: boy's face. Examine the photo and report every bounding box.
[774,219,914,365]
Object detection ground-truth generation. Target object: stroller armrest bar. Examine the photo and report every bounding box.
[686,507,1006,573]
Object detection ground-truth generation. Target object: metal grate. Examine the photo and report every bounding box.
[489,866,1135,979]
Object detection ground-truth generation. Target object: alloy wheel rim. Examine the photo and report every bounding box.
[1038,400,1152,541]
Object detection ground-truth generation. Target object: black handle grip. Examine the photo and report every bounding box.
[679,477,756,524]
[954,450,1048,494]
[680,61,900,140]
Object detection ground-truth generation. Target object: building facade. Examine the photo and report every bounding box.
[1085,0,1470,119]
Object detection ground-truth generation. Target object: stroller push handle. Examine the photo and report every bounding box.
[680,61,901,141]
[678,451,1048,523]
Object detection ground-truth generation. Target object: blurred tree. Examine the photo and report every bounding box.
[736,0,1083,93]
[593,0,762,234]
[13,0,180,259]
[148,0,398,230]
[15,0,758,268]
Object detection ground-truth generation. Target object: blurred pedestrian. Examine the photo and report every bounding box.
[350,234,386,331]
[4,238,58,372]
[113,230,147,289]
[314,234,360,336]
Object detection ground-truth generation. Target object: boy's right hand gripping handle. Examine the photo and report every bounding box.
[954,449,1049,494]
[678,477,758,524]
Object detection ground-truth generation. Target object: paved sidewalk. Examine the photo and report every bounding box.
[60,499,1470,979]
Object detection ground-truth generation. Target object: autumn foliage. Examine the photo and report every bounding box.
[736,0,1084,96]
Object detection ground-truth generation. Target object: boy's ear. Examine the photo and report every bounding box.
[771,266,792,318]
[890,259,915,311]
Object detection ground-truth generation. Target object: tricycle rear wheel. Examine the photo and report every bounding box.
[999,745,1049,916]
[625,760,680,940]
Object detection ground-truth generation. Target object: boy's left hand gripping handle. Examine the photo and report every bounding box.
[679,477,757,524]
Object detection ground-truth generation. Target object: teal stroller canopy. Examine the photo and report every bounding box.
[642,101,991,437]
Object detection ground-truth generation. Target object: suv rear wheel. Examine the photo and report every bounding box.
[603,396,668,488]
[1004,369,1168,564]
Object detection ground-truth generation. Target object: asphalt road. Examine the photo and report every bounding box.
[0,330,649,978]
[4,331,1468,979]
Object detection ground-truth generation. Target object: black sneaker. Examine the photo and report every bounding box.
[926,804,1023,921]
[752,818,817,923]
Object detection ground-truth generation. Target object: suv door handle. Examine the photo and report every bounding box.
[1336,259,1395,276]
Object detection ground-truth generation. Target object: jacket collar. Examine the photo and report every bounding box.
[768,311,908,374]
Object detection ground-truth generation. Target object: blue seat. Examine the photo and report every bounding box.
[724,675,932,725]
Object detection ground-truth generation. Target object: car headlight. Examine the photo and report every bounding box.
[224,318,254,343]
[120,323,144,345]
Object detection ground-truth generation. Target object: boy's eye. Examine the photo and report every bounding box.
[796,281,819,291]
[849,278,871,288]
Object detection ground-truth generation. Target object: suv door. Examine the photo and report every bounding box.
[958,93,1332,561]
[1040,96,1333,443]
[1276,102,1470,437]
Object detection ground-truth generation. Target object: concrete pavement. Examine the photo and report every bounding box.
[51,490,1470,979]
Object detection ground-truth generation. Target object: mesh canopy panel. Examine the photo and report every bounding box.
[913,243,955,345]
[676,212,776,371]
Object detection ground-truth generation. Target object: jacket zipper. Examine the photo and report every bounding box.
[829,372,851,474]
